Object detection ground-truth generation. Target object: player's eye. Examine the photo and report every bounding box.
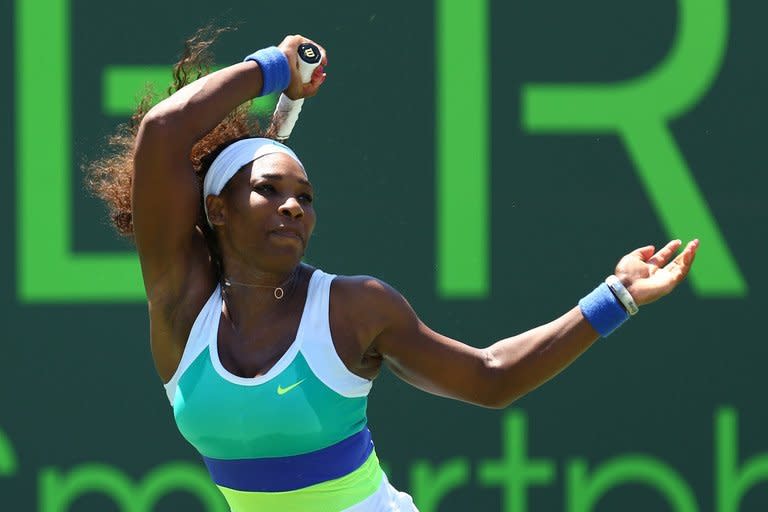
[254,184,276,194]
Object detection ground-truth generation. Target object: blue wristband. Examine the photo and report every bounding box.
[579,283,630,337]
[243,47,290,97]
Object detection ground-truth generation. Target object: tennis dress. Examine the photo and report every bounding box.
[163,269,418,511]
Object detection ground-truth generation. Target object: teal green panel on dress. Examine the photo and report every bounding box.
[174,349,368,459]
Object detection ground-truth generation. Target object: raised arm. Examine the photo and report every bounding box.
[367,239,698,408]
[132,35,326,299]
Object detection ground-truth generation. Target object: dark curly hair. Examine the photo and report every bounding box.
[86,25,277,241]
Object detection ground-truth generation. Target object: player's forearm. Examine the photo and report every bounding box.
[142,61,263,145]
[481,307,599,408]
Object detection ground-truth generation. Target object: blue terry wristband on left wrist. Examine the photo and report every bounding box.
[243,46,291,97]
[579,283,630,337]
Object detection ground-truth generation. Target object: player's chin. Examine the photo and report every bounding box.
[269,239,307,261]
[268,234,307,255]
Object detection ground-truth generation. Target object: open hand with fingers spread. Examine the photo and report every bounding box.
[613,239,700,306]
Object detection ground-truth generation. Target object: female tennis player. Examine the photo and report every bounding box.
[88,32,698,512]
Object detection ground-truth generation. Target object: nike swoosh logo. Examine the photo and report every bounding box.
[277,379,306,395]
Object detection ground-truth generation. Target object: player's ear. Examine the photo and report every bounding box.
[206,195,226,226]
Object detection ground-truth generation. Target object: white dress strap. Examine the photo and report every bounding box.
[300,270,373,398]
[163,284,222,404]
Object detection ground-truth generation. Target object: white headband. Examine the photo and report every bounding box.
[203,138,304,226]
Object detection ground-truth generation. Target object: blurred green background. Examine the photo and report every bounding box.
[2,0,767,510]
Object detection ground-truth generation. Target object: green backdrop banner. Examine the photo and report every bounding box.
[2,0,767,510]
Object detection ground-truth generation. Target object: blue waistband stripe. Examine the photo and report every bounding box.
[202,427,374,492]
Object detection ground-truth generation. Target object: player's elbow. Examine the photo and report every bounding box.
[140,107,178,135]
[476,349,526,409]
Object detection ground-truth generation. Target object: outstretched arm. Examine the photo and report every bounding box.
[368,239,699,408]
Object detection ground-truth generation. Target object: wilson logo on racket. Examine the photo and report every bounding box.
[298,43,321,64]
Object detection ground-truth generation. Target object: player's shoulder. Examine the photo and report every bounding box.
[331,273,399,299]
[330,273,408,316]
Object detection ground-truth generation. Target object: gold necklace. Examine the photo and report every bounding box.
[223,268,299,300]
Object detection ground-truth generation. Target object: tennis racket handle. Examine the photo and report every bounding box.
[274,43,322,141]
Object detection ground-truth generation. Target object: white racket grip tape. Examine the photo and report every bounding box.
[274,47,322,141]
[274,95,305,141]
